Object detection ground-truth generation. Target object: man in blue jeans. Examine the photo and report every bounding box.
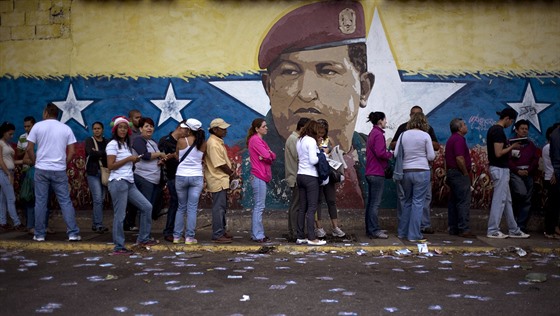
[445,118,475,238]
[25,103,81,242]
[486,108,529,239]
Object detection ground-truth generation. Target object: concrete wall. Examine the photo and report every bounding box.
[1,0,559,210]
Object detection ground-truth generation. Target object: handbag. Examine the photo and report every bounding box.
[392,133,405,181]
[19,167,35,202]
[384,159,394,179]
[91,137,109,186]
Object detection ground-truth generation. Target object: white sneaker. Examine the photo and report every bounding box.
[315,228,326,238]
[487,231,509,239]
[332,227,346,237]
[307,239,327,246]
[374,231,389,239]
[68,235,82,242]
[296,238,308,245]
[33,236,45,242]
[509,231,530,239]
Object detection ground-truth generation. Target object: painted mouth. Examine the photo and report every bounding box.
[294,108,321,114]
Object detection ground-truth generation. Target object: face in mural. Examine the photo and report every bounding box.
[263,45,373,152]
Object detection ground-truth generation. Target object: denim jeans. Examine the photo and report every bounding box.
[365,175,385,236]
[509,172,533,231]
[399,170,430,240]
[396,180,405,237]
[108,179,153,250]
[251,176,267,240]
[487,166,521,235]
[87,173,106,229]
[211,189,228,239]
[174,176,203,239]
[163,178,178,237]
[446,169,472,233]
[34,168,79,238]
[0,171,21,226]
[297,174,319,240]
[421,179,433,230]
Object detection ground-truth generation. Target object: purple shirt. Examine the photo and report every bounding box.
[366,126,393,176]
[248,134,276,182]
[445,132,471,172]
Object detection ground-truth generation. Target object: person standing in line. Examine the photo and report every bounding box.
[445,118,475,238]
[106,116,153,255]
[25,103,81,242]
[247,118,276,243]
[85,121,109,233]
[205,118,236,244]
[365,112,393,239]
[542,124,560,238]
[390,106,440,235]
[128,109,142,141]
[0,122,25,231]
[158,122,188,242]
[486,108,529,239]
[284,118,309,242]
[173,119,206,245]
[394,113,435,243]
[314,119,346,238]
[296,120,326,246]
[123,109,142,231]
[508,119,539,233]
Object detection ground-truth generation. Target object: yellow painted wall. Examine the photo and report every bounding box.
[1,0,559,78]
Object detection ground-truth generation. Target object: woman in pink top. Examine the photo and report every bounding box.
[246,118,276,243]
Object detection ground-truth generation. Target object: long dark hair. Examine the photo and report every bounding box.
[0,121,15,138]
[191,129,206,150]
[111,123,131,150]
[246,118,265,146]
[299,120,320,141]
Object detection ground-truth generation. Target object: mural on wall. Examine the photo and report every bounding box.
[0,0,558,211]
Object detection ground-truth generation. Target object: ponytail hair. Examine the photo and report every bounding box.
[246,118,266,146]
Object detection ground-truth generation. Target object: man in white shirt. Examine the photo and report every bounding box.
[25,103,81,242]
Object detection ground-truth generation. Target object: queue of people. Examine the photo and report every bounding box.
[1,102,559,255]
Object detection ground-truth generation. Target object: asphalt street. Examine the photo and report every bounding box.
[1,246,559,315]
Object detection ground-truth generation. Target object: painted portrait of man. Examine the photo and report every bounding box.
[257,0,374,208]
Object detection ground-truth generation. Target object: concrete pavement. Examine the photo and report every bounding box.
[0,208,558,254]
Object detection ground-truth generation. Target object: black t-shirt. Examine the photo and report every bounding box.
[487,124,508,168]
[158,133,179,180]
[393,122,438,143]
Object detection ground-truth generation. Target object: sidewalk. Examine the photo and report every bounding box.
[0,208,558,254]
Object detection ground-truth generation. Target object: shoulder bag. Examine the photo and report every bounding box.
[92,137,110,186]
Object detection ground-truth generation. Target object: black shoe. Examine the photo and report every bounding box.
[421,227,435,234]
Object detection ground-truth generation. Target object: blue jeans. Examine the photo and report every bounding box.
[34,168,79,238]
[422,179,433,229]
[446,169,472,233]
[399,170,430,240]
[365,175,385,236]
[487,166,521,235]
[163,178,178,237]
[211,190,228,239]
[108,179,153,250]
[87,173,106,229]
[509,172,533,231]
[251,176,267,240]
[297,174,319,240]
[174,176,203,239]
[0,171,21,226]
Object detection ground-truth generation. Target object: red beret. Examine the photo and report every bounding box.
[258,1,366,69]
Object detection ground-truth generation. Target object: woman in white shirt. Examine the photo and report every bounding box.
[174,119,206,245]
[0,122,24,231]
[394,113,436,242]
[106,116,154,255]
[296,120,326,246]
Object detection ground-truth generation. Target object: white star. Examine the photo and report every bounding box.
[359,9,466,139]
[209,8,466,140]
[53,84,94,128]
[210,81,269,116]
[150,83,191,127]
[507,83,552,132]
